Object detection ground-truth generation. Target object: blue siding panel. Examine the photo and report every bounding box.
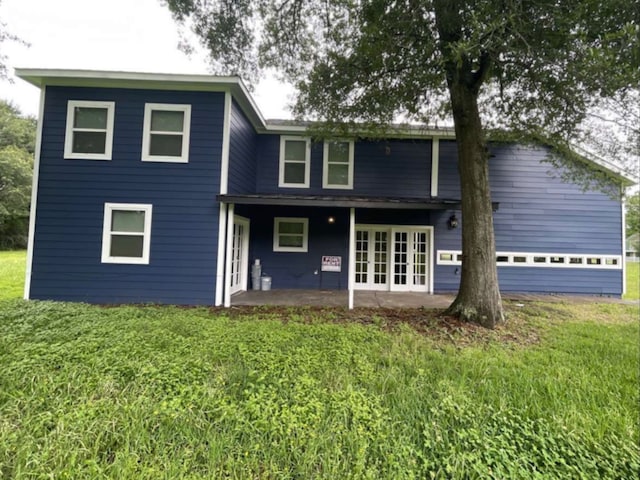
[247,206,350,289]
[228,99,257,194]
[433,141,623,295]
[31,84,623,301]
[30,86,225,304]
[256,135,433,197]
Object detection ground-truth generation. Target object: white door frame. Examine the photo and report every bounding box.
[354,226,390,291]
[390,227,432,292]
[354,224,433,293]
[229,215,250,296]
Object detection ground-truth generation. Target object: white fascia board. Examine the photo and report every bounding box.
[263,122,457,140]
[14,68,268,131]
[24,87,46,299]
[569,142,637,186]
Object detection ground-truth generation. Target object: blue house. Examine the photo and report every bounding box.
[16,69,633,307]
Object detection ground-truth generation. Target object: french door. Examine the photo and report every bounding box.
[229,216,250,295]
[355,225,432,292]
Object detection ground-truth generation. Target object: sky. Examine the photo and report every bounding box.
[0,0,293,118]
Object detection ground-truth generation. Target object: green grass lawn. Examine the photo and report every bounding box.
[0,250,25,300]
[0,251,639,478]
[624,261,639,300]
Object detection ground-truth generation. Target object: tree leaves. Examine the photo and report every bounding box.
[0,100,34,248]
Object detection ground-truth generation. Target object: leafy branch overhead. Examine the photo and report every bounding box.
[164,0,638,327]
[166,1,638,135]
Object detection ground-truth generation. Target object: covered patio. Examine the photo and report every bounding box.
[231,290,455,308]
[230,290,635,308]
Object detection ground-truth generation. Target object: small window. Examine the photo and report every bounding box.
[457,254,464,262]
[101,203,152,264]
[497,255,509,263]
[323,140,354,189]
[279,137,310,188]
[533,256,547,264]
[550,256,565,264]
[587,257,601,265]
[569,257,583,264]
[605,258,618,266]
[273,217,308,252]
[439,253,453,261]
[142,103,191,162]
[64,100,115,160]
[513,256,527,263]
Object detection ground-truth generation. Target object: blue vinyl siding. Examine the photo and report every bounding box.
[228,99,257,194]
[434,141,623,295]
[30,86,225,304]
[245,206,350,289]
[256,135,433,197]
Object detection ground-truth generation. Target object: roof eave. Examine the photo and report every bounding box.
[14,67,268,130]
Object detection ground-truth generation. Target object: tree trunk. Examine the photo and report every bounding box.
[444,82,505,328]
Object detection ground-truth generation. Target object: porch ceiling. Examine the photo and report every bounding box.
[217,194,500,210]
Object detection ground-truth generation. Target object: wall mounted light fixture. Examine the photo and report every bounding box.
[448,214,459,229]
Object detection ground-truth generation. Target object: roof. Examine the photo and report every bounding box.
[217,194,500,211]
[15,68,455,139]
[15,68,634,184]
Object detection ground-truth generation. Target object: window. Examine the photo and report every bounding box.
[142,103,191,162]
[64,100,115,160]
[323,140,354,189]
[279,136,310,187]
[101,203,152,264]
[436,250,622,269]
[273,217,308,252]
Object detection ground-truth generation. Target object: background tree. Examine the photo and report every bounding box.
[0,0,28,81]
[627,193,640,237]
[0,100,35,249]
[165,0,639,328]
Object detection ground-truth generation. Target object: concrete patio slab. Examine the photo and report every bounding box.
[231,289,637,308]
[232,289,454,308]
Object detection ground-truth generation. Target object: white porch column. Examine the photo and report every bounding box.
[214,202,228,306]
[348,207,355,309]
[430,137,440,197]
[224,203,235,307]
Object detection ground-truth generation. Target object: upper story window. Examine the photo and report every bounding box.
[101,203,152,264]
[279,136,310,188]
[142,103,191,163]
[323,140,354,189]
[64,100,115,160]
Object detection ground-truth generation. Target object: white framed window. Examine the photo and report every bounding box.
[142,103,191,163]
[279,136,310,188]
[323,140,354,189]
[273,217,308,252]
[101,203,152,264]
[436,250,622,270]
[64,100,115,160]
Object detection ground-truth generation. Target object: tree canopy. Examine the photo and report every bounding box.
[165,0,639,327]
[0,100,35,249]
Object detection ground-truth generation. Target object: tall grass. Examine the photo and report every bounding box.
[0,299,637,479]
[0,250,25,300]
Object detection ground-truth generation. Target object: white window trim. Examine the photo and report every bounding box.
[141,103,191,163]
[436,250,623,270]
[64,100,115,160]
[323,140,354,189]
[278,136,310,188]
[273,217,309,252]
[101,203,153,264]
